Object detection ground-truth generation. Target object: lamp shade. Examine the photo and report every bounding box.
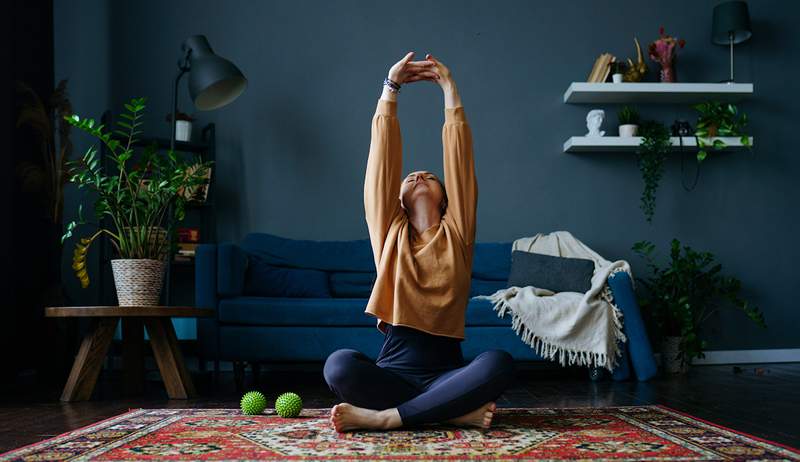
[182,35,247,111]
[712,1,752,45]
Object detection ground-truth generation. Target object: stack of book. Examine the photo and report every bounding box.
[586,53,616,83]
[175,227,200,263]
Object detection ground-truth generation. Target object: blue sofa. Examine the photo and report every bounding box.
[195,232,657,382]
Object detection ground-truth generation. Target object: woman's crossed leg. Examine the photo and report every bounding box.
[323,348,515,432]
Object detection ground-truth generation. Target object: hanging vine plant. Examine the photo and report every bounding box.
[636,120,671,223]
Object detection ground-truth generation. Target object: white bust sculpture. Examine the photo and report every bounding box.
[586,109,605,137]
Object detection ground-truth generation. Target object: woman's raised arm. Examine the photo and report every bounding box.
[428,54,477,247]
[364,52,439,265]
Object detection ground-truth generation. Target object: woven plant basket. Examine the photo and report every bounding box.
[111,259,166,306]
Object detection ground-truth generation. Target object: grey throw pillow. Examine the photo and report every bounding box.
[507,250,594,293]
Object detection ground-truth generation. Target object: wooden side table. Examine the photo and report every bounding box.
[45,306,213,402]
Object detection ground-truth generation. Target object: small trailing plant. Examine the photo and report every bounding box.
[632,239,766,366]
[617,105,640,126]
[693,100,751,162]
[61,97,213,288]
[636,120,671,223]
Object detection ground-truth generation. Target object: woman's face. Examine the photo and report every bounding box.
[399,170,445,214]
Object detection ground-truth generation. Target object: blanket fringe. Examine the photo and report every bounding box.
[487,280,628,372]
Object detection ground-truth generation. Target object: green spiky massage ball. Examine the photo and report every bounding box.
[240,391,267,415]
[275,392,303,417]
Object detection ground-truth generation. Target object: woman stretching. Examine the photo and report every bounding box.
[323,52,515,432]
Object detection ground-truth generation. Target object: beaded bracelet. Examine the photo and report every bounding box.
[383,77,401,93]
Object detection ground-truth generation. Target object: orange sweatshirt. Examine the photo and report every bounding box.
[363,98,477,340]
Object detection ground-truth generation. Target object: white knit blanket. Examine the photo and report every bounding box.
[474,231,632,371]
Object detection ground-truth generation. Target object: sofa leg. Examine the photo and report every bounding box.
[251,362,261,388]
[233,361,246,393]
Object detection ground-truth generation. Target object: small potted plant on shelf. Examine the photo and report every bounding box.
[610,61,626,83]
[166,110,195,142]
[62,97,213,306]
[693,100,752,162]
[617,105,640,137]
[632,239,766,374]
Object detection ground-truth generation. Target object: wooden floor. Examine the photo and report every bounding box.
[1,361,798,454]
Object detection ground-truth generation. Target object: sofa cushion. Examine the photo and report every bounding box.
[217,296,512,327]
[244,255,331,298]
[217,243,248,297]
[507,250,594,293]
[240,232,375,272]
[329,272,376,298]
[219,297,372,326]
[472,242,513,280]
[469,279,508,298]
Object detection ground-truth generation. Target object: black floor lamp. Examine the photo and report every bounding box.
[165,35,247,304]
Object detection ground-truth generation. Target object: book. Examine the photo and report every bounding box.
[178,227,200,243]
[587,53,617,83]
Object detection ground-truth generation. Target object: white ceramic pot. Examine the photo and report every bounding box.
[111,258,166,306]
[175,120,192,142]
[619,124,638,137]
[612,73,623,83]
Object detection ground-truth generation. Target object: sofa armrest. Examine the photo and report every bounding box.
[608,270,658,381]
[218,242,249,297]
[196,243,219,360]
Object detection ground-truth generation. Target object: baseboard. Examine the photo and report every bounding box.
[688,348,800,365]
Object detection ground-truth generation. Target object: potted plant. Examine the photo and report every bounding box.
[617,105,640,137]
[609,61,626,83]
[648,26,685,82]
[693,100,752,162]
[62,97,213,306]
[632,239,766,374]
[166,111,195,142]
[636,120,671,223]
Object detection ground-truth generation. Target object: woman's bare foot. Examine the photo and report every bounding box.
[446,402,496,428]
[329,403,402,432]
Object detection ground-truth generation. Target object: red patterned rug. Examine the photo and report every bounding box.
[1,405,798,461]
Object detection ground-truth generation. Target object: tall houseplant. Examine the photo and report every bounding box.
[632,239,766,373]
[693,101,752,162]
[61,97,212,305]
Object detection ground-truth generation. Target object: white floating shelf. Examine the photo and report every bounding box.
[563,136,753,153]
[563,82,754,104]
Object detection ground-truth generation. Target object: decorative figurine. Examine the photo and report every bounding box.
[624,37,649,82]
[586,109,606,137]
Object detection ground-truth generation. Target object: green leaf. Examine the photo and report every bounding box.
[697,150,707,162]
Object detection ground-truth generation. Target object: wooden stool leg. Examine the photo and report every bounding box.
[144,317,196,399]
[122,318,144,396]
[61,317,119,402]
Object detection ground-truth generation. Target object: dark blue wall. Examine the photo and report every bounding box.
[55,0,799,350]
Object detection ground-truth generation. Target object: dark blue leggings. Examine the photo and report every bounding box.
[323,324,515,427]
